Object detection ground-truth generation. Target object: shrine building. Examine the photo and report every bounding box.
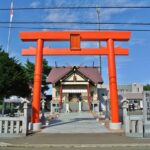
[46,66,103,112]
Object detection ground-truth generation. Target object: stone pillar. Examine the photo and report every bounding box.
[122,101,130,135]
[23,102,28,134]
[79,101,82,112]
[66,103,70,113]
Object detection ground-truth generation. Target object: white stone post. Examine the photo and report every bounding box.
[66,103,70,113]
[122,100,130,135]
[79,101,82,112]
[23,102,28,134]
[21,98,30,133]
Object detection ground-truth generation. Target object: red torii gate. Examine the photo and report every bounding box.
[20,31,131,130]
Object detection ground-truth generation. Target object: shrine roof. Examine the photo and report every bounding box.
[46,66,103,84]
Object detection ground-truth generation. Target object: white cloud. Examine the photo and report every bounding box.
[30,1,40,8]
[44,0,77,22]
[97,0,148,21]
[42,0,148,31]
[45,10,76,22]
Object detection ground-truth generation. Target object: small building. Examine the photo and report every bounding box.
[118,83,143,93]
[119,93,143,110]
[118,83,144,110]
[99,83,144,121]
[46,66,103,112]
[101,83,144,111]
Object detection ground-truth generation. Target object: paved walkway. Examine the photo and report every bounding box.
[1,133,150,149]
[42,112,109,133]
[1,113,150,149]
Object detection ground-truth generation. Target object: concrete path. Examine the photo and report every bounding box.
[42,112,109,133]
[1,133,150,150]
[2,146,150,150]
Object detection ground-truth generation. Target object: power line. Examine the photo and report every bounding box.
[1,6,150,11]
[1,25,150,32]
[2,21,150,26]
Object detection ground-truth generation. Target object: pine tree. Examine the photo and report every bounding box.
[0,48,30,100]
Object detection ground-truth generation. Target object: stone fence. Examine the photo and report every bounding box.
[0,101,30,137]
[123,106,143,137]
[123,91,150,138]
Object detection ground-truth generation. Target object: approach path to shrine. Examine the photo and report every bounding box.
[42,112,109,133]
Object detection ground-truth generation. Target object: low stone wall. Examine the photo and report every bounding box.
[0,102,29,137]
[0,116,27,137]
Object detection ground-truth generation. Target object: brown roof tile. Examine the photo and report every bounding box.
[46,66,103,84]
[78,67,103,84]
[46,67,72,84]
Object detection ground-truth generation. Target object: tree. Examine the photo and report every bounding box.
[23,60,34,85]
[42,59,51,93]
[24,59,51,94]
[0,48,30,100]
[144,84,150,91]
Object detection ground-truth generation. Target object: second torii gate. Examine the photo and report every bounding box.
[20,31,131,130]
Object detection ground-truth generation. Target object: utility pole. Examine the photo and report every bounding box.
[96,6,102,75]
[96,6,102,113]
[6,0,13,54]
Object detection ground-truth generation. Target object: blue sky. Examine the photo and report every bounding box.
[0,0,150,85]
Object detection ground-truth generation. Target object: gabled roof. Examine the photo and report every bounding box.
[46,66,103,84]
[46,67,72,84]
[78,67,103,84]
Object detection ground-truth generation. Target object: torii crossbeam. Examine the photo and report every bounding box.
[20,31,131,130]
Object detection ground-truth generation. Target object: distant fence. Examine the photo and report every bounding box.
[50,101,100,113]
[0,102,30,137]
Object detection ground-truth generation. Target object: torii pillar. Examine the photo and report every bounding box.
[20,31,131,131]
[31,39,44,130]
[107,39,120,129]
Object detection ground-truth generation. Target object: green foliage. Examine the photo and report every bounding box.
[24,58,51,93]
[42,59,51,92]
[0,48,30,100]
[23,59,34,84]
[144,84,150,91]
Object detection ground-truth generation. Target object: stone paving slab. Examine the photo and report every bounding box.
[42,112,109,133]
[1,147,150,150]
[1,133,150,145]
